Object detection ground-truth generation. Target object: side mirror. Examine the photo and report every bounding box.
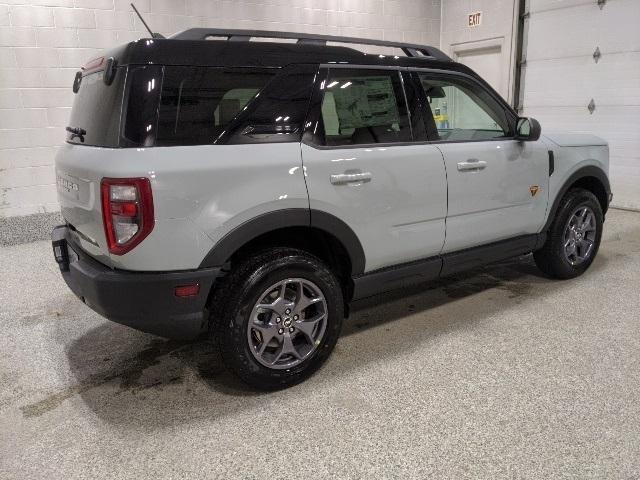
[516,117,541,141]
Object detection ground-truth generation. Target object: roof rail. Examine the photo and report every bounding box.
[169,28,452,61]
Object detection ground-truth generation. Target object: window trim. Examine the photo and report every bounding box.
[302,64,520,150]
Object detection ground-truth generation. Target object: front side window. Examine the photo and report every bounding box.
[417,73,510,142]
[319,69,410,146]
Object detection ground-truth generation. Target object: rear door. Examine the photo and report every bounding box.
[413,71,549,253]
[301,67,447,273]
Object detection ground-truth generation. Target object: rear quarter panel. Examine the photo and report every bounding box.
[56,143,307,271]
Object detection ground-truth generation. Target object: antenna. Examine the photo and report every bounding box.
[131,3,164,39]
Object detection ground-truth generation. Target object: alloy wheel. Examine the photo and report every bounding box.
[563,206,597,266]
[247,278,328,369]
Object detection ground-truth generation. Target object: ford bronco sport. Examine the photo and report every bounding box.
[52,29,611,389]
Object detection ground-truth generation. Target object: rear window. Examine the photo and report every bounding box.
[66,68,126,147]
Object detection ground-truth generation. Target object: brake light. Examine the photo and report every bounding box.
[82,56,105,75]
[101,178,154,255]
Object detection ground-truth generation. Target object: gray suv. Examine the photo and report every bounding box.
[52,29,611,389]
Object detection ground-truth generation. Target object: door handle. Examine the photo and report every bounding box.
[330,171,372,185]
[457,159,487,172]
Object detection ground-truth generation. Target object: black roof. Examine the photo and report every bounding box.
[106,28,477,76]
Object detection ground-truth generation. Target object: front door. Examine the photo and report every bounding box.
[302,67,448,272]
[414,72,549,253]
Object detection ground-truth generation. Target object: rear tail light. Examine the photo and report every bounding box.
[101,178,154,255]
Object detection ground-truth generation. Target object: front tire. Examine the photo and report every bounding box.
[211,248,343,390]
[534,188,603,279]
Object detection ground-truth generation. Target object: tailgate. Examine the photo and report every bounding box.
[55,144,111,265]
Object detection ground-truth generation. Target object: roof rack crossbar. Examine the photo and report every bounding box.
[170,28,452,61]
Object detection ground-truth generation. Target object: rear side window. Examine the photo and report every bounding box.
[156,67,275,146]
[66,68,126,147]
[223,64,317,145]
[122,65,163,147]
[319,69,411,146]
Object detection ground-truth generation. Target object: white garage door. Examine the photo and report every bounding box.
[521,0,640,210]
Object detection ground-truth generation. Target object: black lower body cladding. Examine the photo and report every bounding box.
[52,225,221,340]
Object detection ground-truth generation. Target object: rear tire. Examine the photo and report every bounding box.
[210,248,343,390]
[534,188,603,279]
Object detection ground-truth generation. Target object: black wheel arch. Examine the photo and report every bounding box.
[198,208,366,276]
[543,165,611,232]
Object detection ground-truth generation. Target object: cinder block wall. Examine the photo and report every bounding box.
[0,0,441,217]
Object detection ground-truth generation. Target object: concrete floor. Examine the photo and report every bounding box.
[1,209,639,479]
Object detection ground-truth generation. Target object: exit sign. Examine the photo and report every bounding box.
[468,11,482,27]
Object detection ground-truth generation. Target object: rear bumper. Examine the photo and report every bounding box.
[52,225,221,340]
